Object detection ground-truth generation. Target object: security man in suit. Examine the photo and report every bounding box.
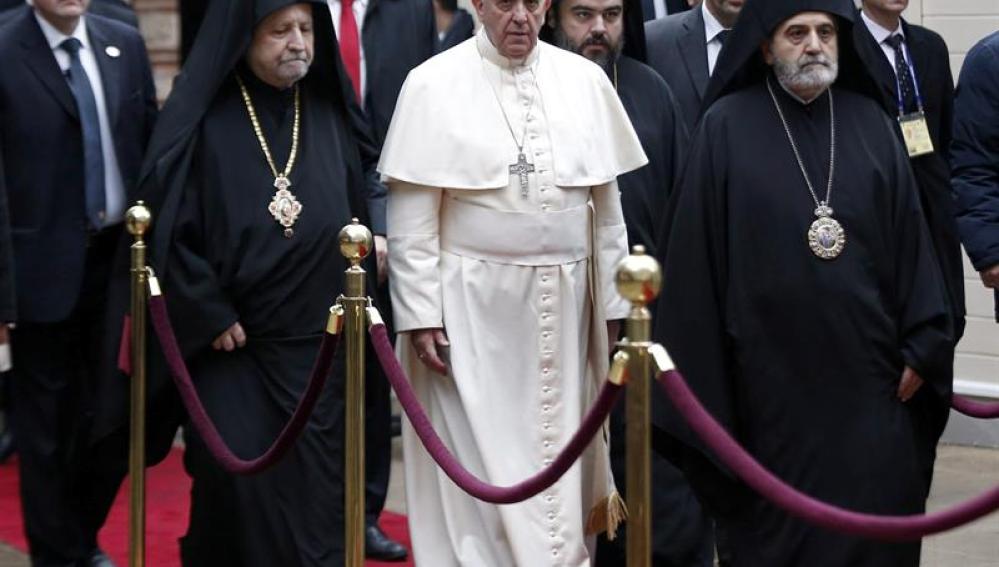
[0,0,157,564]
[328,0,436,559]
[644,0,743,132]
[1,0,138,27]
[854,0,965,360]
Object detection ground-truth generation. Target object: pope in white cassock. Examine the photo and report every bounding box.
[378,0,647,562]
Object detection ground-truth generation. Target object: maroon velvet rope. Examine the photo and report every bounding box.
[952,395,999,419]
[658,368,999,541]
[369,323,621,504]
[148,295,340,475]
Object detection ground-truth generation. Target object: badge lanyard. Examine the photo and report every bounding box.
[893,41,925,115]
[894,41,935,157]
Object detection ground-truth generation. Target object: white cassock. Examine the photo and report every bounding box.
[379,28,647,567]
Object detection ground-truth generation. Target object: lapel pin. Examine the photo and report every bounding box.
[105,46,121,58]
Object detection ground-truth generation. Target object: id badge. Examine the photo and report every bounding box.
[899,112,934,157]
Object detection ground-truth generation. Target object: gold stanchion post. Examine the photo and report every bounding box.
[338,219,372,567]
[615,245,663,567]
[126,202,152,567]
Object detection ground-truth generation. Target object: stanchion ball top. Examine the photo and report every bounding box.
[126,201,152,236]
[338,218,373,264]
[615,245,662,305]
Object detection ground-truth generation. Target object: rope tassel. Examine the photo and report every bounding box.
[586,490,628,540]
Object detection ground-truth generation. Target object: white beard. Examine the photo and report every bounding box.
[774,55,839,100]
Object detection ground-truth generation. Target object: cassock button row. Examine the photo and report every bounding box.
[543,421,551,429]
[542,386,551,394]
[542,404,551,412]
[544,458,553,466]
[547,512,556,520]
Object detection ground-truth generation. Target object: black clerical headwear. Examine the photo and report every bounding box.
[137,0,365,272]
[701,0,880,112]
[540,0,648,63]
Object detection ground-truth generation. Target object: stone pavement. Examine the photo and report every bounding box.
[2,443,998,566]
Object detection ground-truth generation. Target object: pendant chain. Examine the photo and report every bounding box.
[480,55,539,155]
[766,77,836,213]
[236,75,301,181]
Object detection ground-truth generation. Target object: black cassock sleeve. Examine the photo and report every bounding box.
[164,146,239,355]
[887,123,955,399]
[652,113,747,516]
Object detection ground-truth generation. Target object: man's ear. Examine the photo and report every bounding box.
[760,40,774,65]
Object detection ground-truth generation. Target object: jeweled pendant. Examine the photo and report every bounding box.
[808,215,846,260]
[268,175,303,237]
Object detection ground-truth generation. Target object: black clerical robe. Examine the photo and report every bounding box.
[616,55,687,255]
[168,73,352,567]
[655,81,953,566]
[597,55,716,567]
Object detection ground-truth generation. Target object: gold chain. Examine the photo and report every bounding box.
[236,75,301,180]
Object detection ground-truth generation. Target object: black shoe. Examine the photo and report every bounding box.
[87,548,116,567]
[365,524,407,562]
[390,414,402,438]
[0,428,13,464]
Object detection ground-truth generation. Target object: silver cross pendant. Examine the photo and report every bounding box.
[509,152,535,198]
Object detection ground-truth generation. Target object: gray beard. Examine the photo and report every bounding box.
[551,27,623,72]
[773,55,839,101]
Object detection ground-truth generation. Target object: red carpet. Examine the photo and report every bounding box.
[0,450,413,566]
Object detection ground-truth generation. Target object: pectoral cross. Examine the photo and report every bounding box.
[509,152,535,198]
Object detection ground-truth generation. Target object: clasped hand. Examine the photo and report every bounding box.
[213,322,246,351]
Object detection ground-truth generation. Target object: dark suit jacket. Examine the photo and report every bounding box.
[0,7,157,323]
[645,6,707,133]
[951,32,999,315]
[855,16,966,337]
[435,8,473,53]
[1,0,138,28]
[361,0,436,147]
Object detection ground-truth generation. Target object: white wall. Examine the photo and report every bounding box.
[904,0,999,398]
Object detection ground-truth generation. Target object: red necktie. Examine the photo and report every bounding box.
[339,0,362,103]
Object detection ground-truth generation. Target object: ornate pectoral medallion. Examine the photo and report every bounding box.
[807,205,846,260]
[268,175,303,238]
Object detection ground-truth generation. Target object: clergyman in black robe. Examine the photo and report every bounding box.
[653,0,954,565]
[124,1,370,565]
[542,4,715,565]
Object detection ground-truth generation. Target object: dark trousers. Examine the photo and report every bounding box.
[9,228,127,566]
[364,282,393,525]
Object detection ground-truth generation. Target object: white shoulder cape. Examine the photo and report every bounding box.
[378,31,648,189]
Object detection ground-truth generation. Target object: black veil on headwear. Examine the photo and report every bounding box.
[701,0,881,111]
[92,0,369,452]
[539,0,648,64]
[136,0,366,273]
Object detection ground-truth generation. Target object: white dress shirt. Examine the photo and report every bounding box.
[328,0,369,98]
[702,2,729,76]
[652,0,668,20]
[35,12,126,226]
[861,9,913,79]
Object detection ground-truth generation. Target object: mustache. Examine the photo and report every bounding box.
[582,34,610,49]
[280,53,309,64]
[799,54,832,68]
